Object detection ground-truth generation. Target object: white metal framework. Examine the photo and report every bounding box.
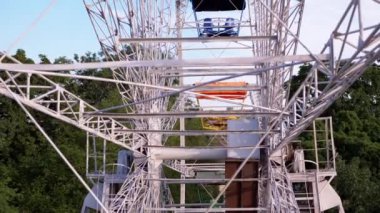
[0,0,379,212]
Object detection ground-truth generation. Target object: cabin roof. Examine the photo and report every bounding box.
[191,0,246,12]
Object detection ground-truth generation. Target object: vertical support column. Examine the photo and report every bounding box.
[314,69,319,99]
[325,118,331,169]
[79,100,84,125]
[26,73,31,100]
[313,172,321,213]
[330,117,337,170]
[56,88,61,114]
[103,138,106,175]
[179,102,186,207]
[86,132,90,177]
[111,119,115,140]
[329,36,335,74]
[313,121,319,170]
[147,108,163,206]
[176,0,186,207]
[260,118,271,210]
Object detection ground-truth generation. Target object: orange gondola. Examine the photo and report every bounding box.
[195,81,248,100]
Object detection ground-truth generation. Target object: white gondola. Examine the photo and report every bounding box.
[191,0,246,37]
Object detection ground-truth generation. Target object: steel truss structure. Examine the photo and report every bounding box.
[0,0,379,212]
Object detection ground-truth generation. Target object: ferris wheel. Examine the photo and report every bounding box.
[0,0,379,212]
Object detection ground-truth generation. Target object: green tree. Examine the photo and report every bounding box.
[0,49,123,212]
[0,165,17,213]
[335,158,380,213]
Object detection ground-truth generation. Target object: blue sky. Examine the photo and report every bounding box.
[1,0,378,62]
[1,0,99,61]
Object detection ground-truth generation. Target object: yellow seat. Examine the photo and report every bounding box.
[201,116,239,131]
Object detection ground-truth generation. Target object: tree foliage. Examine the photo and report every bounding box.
[0,50,120,212]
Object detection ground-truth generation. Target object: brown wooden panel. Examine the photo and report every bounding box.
[226,160,240,209]
[225,160,259,212]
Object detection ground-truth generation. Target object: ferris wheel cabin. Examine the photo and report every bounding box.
[195,81,248,130]
[191,0,246,37]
